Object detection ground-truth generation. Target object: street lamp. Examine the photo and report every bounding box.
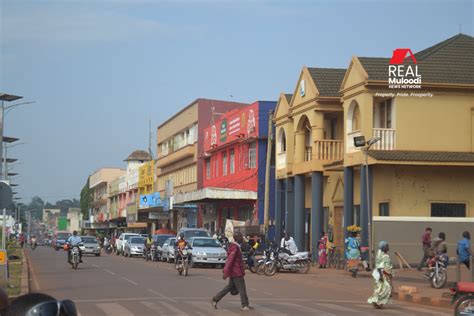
[353,135,381,267]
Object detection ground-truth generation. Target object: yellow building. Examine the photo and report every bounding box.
[274,34,474,261]
[138,160,155,196]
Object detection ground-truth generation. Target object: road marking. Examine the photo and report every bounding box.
[263,291,273,296]
[147,288,177,303]
[251,303,287,315]
[314,302,364,314]
[25,251,41,290]
[96,303,134,316]
[121,277,138,286]
[188,301,239,315]
[75,297,157,303]
[103,268,115,275]
[275,302,337,316]
[91,263,101,268]
[355,304,403,314]
[396,304,450,316]
[159,300,190,315]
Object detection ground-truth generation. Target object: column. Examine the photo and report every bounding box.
[275,179,283,243]
[285,178,295,237]
[311,172,324,263]
[360,165,369,259]
[294,174,305,251]
[343,167,354,238]
[294,131,305,164]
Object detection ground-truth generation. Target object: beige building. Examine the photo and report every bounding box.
[156,98,248,230]
[67,208,82,234]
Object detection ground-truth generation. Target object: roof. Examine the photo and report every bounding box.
[369,150,474,163]
[307,68,346,97]
[124,150,152,162]
[358,34,474,85]
[284,94,293,103]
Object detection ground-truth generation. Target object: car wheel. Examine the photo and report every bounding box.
[95,253,100,257]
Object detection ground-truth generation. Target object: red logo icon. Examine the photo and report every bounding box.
[389,48,417,65]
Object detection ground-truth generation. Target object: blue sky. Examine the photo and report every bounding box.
[0,0,472,203]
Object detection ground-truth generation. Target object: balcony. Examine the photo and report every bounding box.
[277,152,286,170]
[315,140,344,160]
[156,143,195,168]
[373,128,396,150]
[304,146,312,161]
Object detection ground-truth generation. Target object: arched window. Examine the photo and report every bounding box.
[278,129,286,153]
[352,105,361,131]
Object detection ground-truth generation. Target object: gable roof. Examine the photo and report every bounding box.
[307,68,346,97]
[284,94,293,104]
[358,33,474,85]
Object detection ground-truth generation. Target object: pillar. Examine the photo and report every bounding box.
[285,178,295,237]
[275,179,283,243]
[311,172,324,263]
[360,165,369,259]
[343,167,354,238]
[294,174,305,251]
[294,131,305,164]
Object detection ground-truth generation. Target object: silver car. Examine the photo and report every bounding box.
[79,236,101,256]
[124,236,145,257]
[190,237,227,268]
[161,237,176,263]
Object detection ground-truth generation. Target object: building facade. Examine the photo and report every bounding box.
[156,98,248,230]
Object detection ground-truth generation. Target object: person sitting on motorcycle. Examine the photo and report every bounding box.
[144,235,154,258]
[280,232,298,255]
[30,236,37,248]
[67,231,83,263]
[427,232,448,268]
[175,233,189,268]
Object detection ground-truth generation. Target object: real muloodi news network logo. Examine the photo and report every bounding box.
[388,48,421,89]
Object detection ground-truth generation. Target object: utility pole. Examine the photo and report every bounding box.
[263,110,274,235]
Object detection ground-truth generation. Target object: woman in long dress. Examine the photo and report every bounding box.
[318,232,328,268]
[345,231,361,277]
[368,241,394,309]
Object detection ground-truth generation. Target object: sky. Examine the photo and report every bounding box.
[0,0,472,204]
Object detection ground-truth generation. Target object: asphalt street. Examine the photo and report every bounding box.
[26,247,451,316]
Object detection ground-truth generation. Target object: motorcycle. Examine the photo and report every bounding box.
[451,281,474,316]
[105,244,113,254]
[31,243,37,251]
[424,255,448,289]
[176,247,192,276]
[264,247,311,276]
[69,244,82,270]
[145,245,157,262]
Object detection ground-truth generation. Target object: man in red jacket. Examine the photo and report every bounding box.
[211,232,253,311]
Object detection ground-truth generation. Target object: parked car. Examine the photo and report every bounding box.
[53,232,71,251]
[177,228,211,240]
[189,237,227,268]
[153,234,175,261]
[79,236,101,256]
[116,233,139,255]
[161,237,177,263]
[124,236,146,257]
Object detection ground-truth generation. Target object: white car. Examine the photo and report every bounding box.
[116,233,139,255]
[189,237,227,268]
[161,237,176,263]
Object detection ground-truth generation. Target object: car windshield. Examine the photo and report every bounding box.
[153,235,173,246]
[124,235,138,242]
[192,238,221,248]
[184,230,210,239]
[130,237,145,244]
[57,233,70,239]
[166,238,176,246]
[81,237,97,243]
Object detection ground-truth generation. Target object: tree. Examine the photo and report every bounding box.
[80,177,91,220]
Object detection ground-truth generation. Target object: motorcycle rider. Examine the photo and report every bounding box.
[280,232,298,255]
[67,231,83,264]
[427,232,448,269]
[30,236,37,249]
[175,233,189,268]
[144,235,154,259]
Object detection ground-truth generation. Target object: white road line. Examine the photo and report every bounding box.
[147,288,177,303]
[121,277,138,286]
[188,301,239,316]
[263,291,273,296]
[251,303,288,315]
[275,302,337,316]
[96,303,134,316]
[103,268,115,275]
[397,304,450,316]
[75,297,157,303]
[91,263,100,268]
[159,300,190,315]
[141,301,191,316]
[314,302,365,314]
[355,304,404,315]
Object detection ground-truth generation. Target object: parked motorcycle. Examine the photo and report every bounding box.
[264,247,311,276]
[176,247,192,276]
[424,255,448,289]
[451,281,474,315]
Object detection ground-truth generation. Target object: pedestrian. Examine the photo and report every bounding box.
[416,227,432,271]
[367,241,394,309]
[211,232,253,311]
[345,227,361,278]
[318,231,328,268]
[457,231,472,269]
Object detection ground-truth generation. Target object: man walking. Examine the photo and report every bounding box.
[417,227,432,271]
[211,232,253,311]
[457,231,472,269]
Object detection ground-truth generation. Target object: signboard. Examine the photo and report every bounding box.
[0,250,6,265]
[149,212,170,220]
[220,118,227,143]
[57,217,67,231]
[139,193,162,209]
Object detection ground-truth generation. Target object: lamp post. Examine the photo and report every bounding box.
[353,135,381,267]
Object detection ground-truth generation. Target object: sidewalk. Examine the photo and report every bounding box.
[303,264,473,308]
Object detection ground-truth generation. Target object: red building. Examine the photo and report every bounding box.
[201,101,276,231]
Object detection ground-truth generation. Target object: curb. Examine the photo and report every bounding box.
[20,248,29,295]
[394,291,451,308]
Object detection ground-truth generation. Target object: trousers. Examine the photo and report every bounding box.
[213,277,249,307]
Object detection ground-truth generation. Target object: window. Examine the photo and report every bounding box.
[238,206,253,222]
[222,152,228,176]
[248,141,257,169]
[352,105,361,131]
[229,149,235,174]
[353,205,360,227]
[375,99,392,128]
[214,156,219,177]
[379,202,390,216]
[431,203,466,217]
[205,159,211,179]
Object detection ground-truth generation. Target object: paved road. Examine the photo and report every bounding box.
[26,247,450,315]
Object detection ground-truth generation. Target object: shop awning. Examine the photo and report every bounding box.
[173,187,257,204]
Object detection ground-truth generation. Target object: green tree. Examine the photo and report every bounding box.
[80,178,91,220]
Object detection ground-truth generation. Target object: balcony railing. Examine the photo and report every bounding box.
[315,140,344,160]
[373,128,396,150]
[277,152,286,170]
[304,146,312,161]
